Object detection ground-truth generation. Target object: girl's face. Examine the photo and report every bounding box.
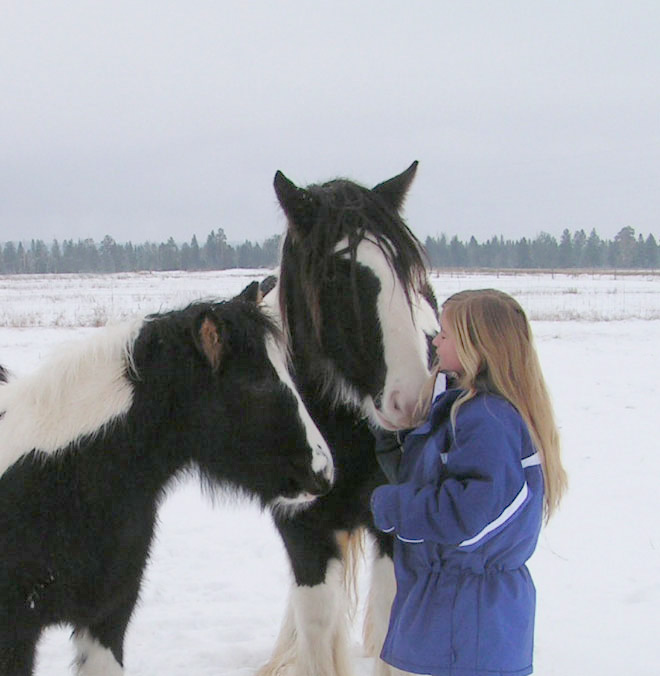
[432,309,464,375]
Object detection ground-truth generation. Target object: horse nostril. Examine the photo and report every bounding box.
[389,390,403,413]
[385,389,416,425]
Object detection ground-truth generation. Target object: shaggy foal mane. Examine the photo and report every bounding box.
[143,298,283,364]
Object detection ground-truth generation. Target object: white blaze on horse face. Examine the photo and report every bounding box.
[0,320,142,478]
[265,334,334,483]
[342,237,439,430]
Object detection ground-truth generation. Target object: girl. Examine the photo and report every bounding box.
[371,289,567,676]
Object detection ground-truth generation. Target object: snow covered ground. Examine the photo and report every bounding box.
[0,269,658,675]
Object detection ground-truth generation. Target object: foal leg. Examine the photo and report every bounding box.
[72,595,137,676]
[72,628,124,676]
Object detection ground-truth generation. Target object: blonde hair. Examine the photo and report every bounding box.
[417,289,567,520]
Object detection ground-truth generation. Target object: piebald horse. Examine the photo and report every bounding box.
[0,287,334,676]
[261,163,439,676]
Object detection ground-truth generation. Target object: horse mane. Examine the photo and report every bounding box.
[143,299,284,367]
[278,177,429,345]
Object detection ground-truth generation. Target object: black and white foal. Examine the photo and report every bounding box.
[0,293,334,676]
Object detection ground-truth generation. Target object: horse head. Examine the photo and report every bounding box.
[272,163,439,431]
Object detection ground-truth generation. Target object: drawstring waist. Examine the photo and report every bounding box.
[427,560,523,576]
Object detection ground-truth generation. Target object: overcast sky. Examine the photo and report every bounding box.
[2,1,659,246]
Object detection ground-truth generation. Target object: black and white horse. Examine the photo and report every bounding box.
[0,288,334,676]
[260,163,439,676]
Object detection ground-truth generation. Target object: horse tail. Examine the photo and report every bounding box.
[0,365,8,383]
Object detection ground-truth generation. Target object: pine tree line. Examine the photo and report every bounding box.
[0,226,658,275]
[424,226,659,270]
[0,231,281,274]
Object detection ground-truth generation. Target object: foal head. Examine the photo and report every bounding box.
[273,162,439,430]
[175,298,335,512]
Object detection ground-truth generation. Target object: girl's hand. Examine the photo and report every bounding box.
[370,484,397,533]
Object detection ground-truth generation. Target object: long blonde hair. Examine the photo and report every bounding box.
[417,289,567,520]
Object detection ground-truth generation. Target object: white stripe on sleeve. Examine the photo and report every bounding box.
[522,452,541,468]
[397,535,425,544]
[458,482,529,548]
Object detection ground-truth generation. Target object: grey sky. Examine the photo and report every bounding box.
[2,1,659,246]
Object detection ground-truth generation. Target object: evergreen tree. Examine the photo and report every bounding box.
[514,237,532,268]
[180,242,192,270]
[466,236,480,267]
[558,229,574,267]
[124,242,138,271]
[262,235,281,266]
[424,235,450,268]
[531,232,558,268]
[16,243,27,273]
[573,229,587,268]
[99,235,118,273]
[159,237,180,270]
[203,230,220,268]
[83,239,101,272]
[632,234,646,268]
[484,236,506,269]
[237,241,254,268]
[2,242,18,273]
[613,226,636,268]
[189,235,201,269]
[449,235,467,267]
[584,228,603,268]
[643,233,659,268]
[51,240,63,273]
[31,239,49,274]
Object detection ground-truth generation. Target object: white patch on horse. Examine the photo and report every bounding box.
[336,237,439,429]
[260,559,353,676]
[73,629,124,676]
[0,319,142,477]
[264,333,334,480]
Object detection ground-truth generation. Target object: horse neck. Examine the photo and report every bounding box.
[82,414,190,502]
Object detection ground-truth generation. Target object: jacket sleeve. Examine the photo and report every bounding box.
[370,399,529,548]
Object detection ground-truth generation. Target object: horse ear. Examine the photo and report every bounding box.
[274,170,317,236]
[372,161,419,210]
[259,274,278,297]
[235,280,262,304]
[194,314,224,372]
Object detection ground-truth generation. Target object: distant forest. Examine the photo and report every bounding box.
[0,226,658,274]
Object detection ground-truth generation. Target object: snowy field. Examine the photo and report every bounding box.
[0,269,658,675]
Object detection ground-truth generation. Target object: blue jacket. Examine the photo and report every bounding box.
[370,389,544,676]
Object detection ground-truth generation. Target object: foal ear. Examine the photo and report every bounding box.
[194,314,225,372]
[274,170,317,236]
[235,280,263,304]
[372,161,419,211]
